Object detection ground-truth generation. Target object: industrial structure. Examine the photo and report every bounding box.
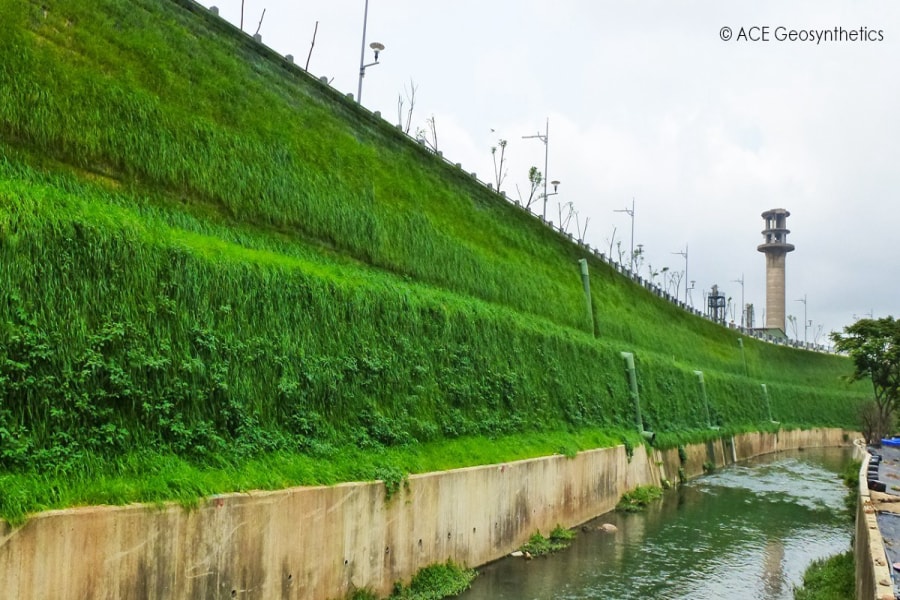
[707,284,727,325]
[757,208,795,335]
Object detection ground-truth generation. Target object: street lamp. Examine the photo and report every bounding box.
[732,273,745,329]
[614,198,635,271]
[522,118,553,220]
[672,244,688,303]
[357,0,384,104]
[795,294,808,346]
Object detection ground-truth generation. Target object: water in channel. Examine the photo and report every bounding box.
[458,448,853,600]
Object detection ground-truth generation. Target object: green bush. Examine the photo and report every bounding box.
[519,526,576,556]
[390,560,475,600]
[793,551,855,600]
[616,485,664,512]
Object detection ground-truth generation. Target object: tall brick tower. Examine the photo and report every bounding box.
[757,209,794,334]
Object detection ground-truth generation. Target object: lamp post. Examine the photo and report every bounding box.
[357,0,384,104]
[795,294,808,346]
[549,180,560,200]
[672,244,688,303]
[558,199,573,233]
[732,273,745,329]
[522,118,552,220]
[614,198,635,271]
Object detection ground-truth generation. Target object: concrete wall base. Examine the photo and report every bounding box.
[0,428,854,599]
[855,441,895,600]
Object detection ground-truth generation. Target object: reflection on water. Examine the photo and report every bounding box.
[458,448,853,600]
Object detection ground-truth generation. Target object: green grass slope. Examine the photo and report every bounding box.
[0,0,866,521]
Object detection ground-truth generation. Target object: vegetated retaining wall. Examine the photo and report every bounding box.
[855,442,894,600]
[0,428,852,600]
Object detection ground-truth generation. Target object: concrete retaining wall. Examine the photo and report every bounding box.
[0,428,853,600]
[856,442,894,600]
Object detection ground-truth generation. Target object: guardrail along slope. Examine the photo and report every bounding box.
[0,0,866,513]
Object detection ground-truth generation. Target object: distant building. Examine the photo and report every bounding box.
[757,209,794,335]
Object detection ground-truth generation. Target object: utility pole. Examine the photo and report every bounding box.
[672,244,688,303]
[795,294,808,346]
[732,274,745,329]
[356,0,384,104]
[522,118,551,220]
[614,198,635,271]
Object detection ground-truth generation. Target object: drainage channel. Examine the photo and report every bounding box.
[458,447,854,600]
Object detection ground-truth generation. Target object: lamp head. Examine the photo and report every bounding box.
[551,180,560,193]
[370,42,385,60]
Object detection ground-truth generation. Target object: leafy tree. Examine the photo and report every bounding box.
[830,316,900,442]
[857,400,894,447]
[520,165,543,211]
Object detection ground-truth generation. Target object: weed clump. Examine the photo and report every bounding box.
[793,551,854,600]
[390,560,475,599]
[374,466,408,501]
[616,485,663,512]
[519,525,576,556]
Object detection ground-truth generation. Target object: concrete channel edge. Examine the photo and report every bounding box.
[0,428,857,599]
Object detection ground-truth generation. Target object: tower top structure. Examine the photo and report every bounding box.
[757,208,795,254]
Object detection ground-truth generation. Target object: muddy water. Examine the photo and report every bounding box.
[458,448,853,600]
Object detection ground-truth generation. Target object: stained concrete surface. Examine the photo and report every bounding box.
[0,429,853,600]
[868,445,900,599]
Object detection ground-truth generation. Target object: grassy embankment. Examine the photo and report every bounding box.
[0,0,868,524]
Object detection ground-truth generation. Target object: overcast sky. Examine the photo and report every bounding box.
[197,0,899,345]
